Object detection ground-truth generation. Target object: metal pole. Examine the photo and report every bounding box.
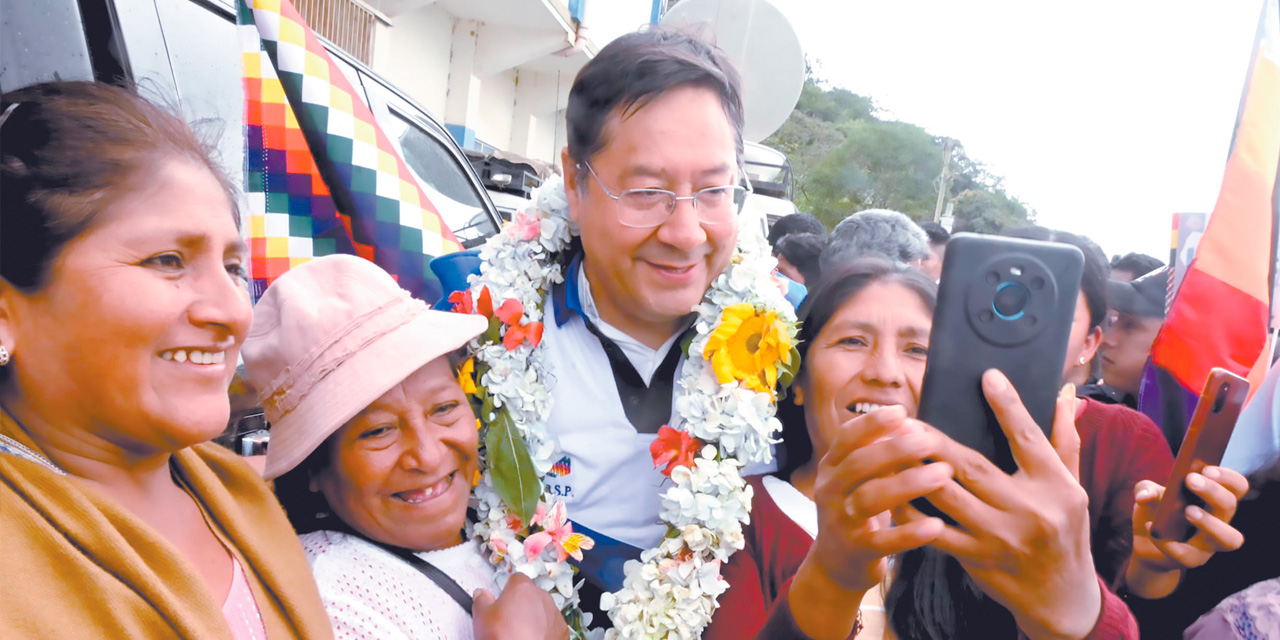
[933,137,955,222]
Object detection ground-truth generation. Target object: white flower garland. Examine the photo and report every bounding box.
[457,175,797,639]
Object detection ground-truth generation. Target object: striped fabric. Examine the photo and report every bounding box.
[239,0,461,301]
[1149,0,1279,402]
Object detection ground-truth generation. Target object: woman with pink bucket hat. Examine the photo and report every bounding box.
[241,255,569,640]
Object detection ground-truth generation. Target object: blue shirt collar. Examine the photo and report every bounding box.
[552,252,586,327]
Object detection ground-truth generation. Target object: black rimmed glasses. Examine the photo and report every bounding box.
[582,161,751,229]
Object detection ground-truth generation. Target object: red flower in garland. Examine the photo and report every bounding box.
[449,289,474,315]
[650,425,702,477]
[453,288,543,350]
[451,286,496,318]
[493,297,544,350]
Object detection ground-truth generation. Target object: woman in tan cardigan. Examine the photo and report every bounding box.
[0,81,333,639]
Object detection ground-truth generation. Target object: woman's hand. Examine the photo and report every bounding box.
[899,372,1101,640]
[790,405,952,640]
[472,573,570,640]
[1126,466,1248,599]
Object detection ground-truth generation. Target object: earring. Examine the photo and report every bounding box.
[0,345,10,366]
[1078,356,1088,366]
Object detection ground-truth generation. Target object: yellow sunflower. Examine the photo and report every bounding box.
[703,303,794,394]
[458,357,478,395]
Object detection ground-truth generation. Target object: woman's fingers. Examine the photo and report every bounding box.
[980,369,1062,477]
[917,479,1006,534]
[861,517,948,557]
[1202,465,1249,501]
[1185,472,1240,521]
[1048,386,1082,481]
[922,517,992,561]
[846,462,954,517]
[824,427,947,493]
[924,427,1024,511]
[822,406,911,469]
[1133,480,1165,505]
[1184,505,1246,552]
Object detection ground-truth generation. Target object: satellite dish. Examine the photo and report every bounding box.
[661,0,805,143]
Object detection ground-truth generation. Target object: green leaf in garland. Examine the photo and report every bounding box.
[778,345,802,389]
[484,411,541,522]
[480,390,496,424]
[483,315,503,344]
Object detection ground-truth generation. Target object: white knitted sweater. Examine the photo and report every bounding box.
[300,530,500,640]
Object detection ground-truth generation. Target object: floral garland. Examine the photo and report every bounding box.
[452,175,799,639]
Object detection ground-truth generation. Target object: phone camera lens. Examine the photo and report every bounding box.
[993,281,1031,320]
[1212,383,1230,413]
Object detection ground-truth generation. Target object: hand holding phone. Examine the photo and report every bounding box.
[1149,368,1250,542]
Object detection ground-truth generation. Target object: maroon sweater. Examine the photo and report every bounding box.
[1075,398,1176,588]
[706,398,1172,639]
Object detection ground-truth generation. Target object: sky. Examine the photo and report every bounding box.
[595,0,1267,260]
[769,0,1264,260]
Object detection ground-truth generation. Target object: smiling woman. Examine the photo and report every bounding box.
[247,255,571,640]
[0,81,333,638]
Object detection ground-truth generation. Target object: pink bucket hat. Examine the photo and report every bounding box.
[241,255,487,480]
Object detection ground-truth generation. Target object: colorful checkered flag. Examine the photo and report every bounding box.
[239,0,462,301]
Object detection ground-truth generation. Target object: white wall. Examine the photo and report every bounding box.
[477,69,517,150]
[372,3,454,119]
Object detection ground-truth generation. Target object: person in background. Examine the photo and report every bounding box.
[0,81,333,638]
[1127,455,1280,638]
[768,214,827,308]
[774,232,823,286]
[1101,268,1169,404]
[916,220,950,281]
[245,255,568,640]
[767,212,827,248]
[1110,252,1165,283]
[819,209,931,274]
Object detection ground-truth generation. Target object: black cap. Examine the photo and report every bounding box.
[1107,267,1169,318]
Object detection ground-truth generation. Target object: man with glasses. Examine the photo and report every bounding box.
[536,29,752,621]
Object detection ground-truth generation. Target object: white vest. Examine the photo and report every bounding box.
[541,300,679,550]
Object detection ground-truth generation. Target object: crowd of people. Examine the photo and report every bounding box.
[1,26,1277,640]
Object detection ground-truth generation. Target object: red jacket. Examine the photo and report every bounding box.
[705,398,1173,639]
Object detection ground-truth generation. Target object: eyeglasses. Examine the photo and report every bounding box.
[582,162,751,229]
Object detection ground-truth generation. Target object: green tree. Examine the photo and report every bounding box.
[801,119,941,226]
[951,188,1033,234]
[761,75,1033,232]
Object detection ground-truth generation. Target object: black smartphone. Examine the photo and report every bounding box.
[917,233,1084,474]
[1150,368,1249,542]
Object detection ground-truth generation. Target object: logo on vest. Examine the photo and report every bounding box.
[547,455,573,498]
[549,455,571,477]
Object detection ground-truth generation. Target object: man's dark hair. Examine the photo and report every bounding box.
[768,213,826,247]
[1110,252,1164,279]
[565,28,744,186]
[774,232,824,285]
[917,220,950,246]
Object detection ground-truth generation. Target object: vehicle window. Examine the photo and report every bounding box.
[151,0,244,189]
[383,111,499,248]
[0,0,94,92]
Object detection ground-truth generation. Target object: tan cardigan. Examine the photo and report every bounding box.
[0,412,334,639]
